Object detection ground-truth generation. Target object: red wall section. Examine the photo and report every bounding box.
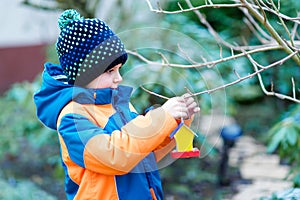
[0,44,46,94]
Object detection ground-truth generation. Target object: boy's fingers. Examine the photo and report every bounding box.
[174,102,187,109]
[185,97,194,106]
[176,96,186,103]
[177,106,188,113]
[193,107,200,113]
[187,102,197,109]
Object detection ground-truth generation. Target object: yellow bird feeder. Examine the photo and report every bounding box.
[170,121,200,158]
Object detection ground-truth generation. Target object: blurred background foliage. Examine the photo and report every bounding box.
[0,0,299,199]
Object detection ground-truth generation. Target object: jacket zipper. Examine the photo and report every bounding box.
[116,106,127,125]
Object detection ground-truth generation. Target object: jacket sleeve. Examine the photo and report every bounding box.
[57,107,178,175]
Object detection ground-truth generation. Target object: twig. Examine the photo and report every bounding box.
[270,80,274,92]
[139,49,300,103]
[22,0,59,11]
[292,77,296,99]
[184,86,193,95]
[177,44,198,64]
[127,44,282,69]
[140,85,170,100]
[146,0,300,23]
[219,44,223,59]
[240,0,300,66]
[254,0,267,25]
[247,52,300,103]
[193,50,299,101]
[177,2,184,11]
[268,0,296,48]
[146,0,245,14]
[157,51,170,65]
[252,2,300,24]
[127,50,157,64]
[185,0,239,51]
[240,7,273,42]
[245,49,300,70]
[234,69,241,79]
[291,14,300,40]
[243,17,269,44]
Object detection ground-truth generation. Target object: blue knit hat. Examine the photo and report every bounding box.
[56,9,127,86]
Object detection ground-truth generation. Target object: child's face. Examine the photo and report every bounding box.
[86,63,123,89]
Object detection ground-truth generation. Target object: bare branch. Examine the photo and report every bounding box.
[254,0,268,25]
[177,44,198,64]
[146,0,245,14]
[240,0,300,65]
[240,6,273,42]
[184,86,194,96]
[253,2,300,24]
[185,0,239,51]
[267,0,296,47]
[139,49,300,103]
[291,14,300,40]
[245,48,300,70]
[243,17,269,44]
[234,69,241,79]
[271,80,274,92]
[22,0,59,11]
[146,0,300,23]
[292,77,296,99]
[247,52,300,103]
[219,44,223,59]
[127,44,283,69]
[177,2,184,11]
[157,51,170,65]
[206,0,213,5]
[144,0,300,103]
[147,0,300,55]
[140,85,170,100]
[207,51,298,102]
[127,50,157,65]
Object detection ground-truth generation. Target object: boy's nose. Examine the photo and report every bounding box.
[114,72,123,83]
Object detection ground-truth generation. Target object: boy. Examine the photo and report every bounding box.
[34,9,200,200]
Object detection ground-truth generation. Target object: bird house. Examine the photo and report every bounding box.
[170,121,200,158]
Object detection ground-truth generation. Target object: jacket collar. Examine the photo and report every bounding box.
[72,85,133,105]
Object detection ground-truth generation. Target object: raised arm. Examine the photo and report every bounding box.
[57,106,177,175]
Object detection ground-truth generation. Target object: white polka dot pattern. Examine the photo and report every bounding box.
[56,12,127,86]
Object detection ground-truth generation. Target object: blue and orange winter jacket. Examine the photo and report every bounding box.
[34,63,182,200]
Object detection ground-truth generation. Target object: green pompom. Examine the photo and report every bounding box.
[58,9,83,30]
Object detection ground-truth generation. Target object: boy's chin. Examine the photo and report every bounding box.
[110,85,120,89]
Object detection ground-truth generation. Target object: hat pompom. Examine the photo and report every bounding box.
[58,9,83,30]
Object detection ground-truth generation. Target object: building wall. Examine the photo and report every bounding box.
[0,0,60,94]
[0,44,46,93]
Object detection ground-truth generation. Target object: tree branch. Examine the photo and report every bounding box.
[240,0,300,66]
[146,0,300,23]
[139,49,300,103]
[247,52,300,103]
[240,6,273,42]
[127,44,283,69]
[146,0,245,14]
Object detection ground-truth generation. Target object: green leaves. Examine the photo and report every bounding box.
[0,77,57,163]
[267,105,300,187]
[267,122,296,153]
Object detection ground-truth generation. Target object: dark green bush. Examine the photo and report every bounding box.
[267,104,300,187]
[0,78,62,178]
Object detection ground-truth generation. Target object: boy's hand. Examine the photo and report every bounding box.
[162,96,189,119]
[162,94,200,120]
[182,93,200,119]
